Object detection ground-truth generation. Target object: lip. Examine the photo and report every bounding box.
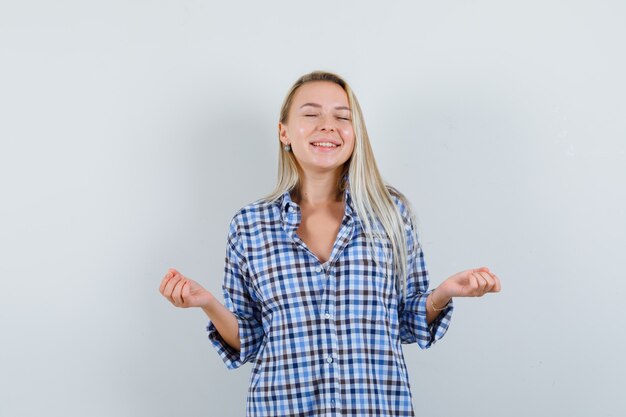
[309,143,340,153]
[309,138,342,147]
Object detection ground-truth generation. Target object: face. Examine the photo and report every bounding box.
[279,81,355,175]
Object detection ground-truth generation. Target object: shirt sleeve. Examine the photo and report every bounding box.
[397,202,453,349]
[206,217,264,369]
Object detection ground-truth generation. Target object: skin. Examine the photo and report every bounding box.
[159,80,501,351]
[279,81,355,180]
[278,81,355,263]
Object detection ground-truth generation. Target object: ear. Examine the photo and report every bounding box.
[278,122,289,145]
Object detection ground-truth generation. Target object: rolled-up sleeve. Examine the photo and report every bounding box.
[206,218,264,369]
[397,203,453,349]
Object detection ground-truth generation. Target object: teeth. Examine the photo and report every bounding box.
[312,142,337,147]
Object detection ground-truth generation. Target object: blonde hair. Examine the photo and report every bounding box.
[264,71,414,300]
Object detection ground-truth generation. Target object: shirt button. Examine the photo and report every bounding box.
[324,312,331,319]
[288,206,294,213]
[316,266,322,273]
[326,356,333,364]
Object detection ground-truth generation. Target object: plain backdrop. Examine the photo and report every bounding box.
[1,1,625,416]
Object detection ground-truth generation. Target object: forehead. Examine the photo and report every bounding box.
[291,81,349,107]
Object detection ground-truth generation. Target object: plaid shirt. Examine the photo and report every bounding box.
[206,185,453,416]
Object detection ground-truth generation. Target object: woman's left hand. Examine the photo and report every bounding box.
[437,266,501,299]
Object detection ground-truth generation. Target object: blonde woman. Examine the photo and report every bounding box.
[159,71,501,416]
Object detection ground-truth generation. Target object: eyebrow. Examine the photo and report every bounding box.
[299,103,351,111]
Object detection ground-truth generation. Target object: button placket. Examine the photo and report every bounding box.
[315,263,339,414]
[316,265,325,291]
[327,265,341,415]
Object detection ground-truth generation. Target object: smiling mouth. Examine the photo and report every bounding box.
[311,142,339,148]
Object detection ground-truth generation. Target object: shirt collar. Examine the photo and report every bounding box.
[278,177,355,224]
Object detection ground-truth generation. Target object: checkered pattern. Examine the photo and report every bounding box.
[206,185,453,416]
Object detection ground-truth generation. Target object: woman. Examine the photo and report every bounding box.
[159,71,501,416]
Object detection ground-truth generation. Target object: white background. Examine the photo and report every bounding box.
[1,1,625,416]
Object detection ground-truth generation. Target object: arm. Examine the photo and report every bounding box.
[429,266,502,315]
[205,218,265,369]
[160,217,265,369]
[201,293,240,351]
[395,194,501,346]
[159,268,241,351]
[393,193,455,348]
[417,266,502,328]
[425,290,452,325]
[159,260,264,369]
[397,228,454,348]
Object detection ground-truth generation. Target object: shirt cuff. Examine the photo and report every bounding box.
[206,314,263,370]
[402,290,454,349]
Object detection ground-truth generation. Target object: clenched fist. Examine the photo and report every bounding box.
[159,268,215,308]
[437,266,502,299]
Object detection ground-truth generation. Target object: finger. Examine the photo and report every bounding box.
[468,273,479,295]
[181,281,190,305]
[159,270,175,294]
[478,271,495,293]
[474,272,488,297]
[473,272,487,294]
[163,275,184,303]
[476,266,490,273]
[492,274,502,292]
[171,278,186,306]
[484,271,501,292]
[160,268,180,293]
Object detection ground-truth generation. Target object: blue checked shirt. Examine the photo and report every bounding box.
[206,185,453,416]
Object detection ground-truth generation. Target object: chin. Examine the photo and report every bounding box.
[302,158,348,173]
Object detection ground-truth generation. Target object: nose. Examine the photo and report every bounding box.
[318,113,336,132]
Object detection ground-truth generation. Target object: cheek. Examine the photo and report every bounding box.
[296,124,314,136]
[341,128,356,148]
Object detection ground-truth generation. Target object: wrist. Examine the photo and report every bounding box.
[200,292,218,312]
[434,280,454,300]
[431,287,452,311]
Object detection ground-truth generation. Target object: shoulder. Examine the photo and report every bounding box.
[385,186,424,255]
[228,197,282,235]
[386,185,415,226]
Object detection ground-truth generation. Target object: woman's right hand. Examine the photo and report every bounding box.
[159,268,215,308]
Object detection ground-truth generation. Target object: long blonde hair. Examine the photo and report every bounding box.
[264,71,413,300]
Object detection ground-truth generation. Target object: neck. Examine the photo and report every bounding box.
[293,168,344,206]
